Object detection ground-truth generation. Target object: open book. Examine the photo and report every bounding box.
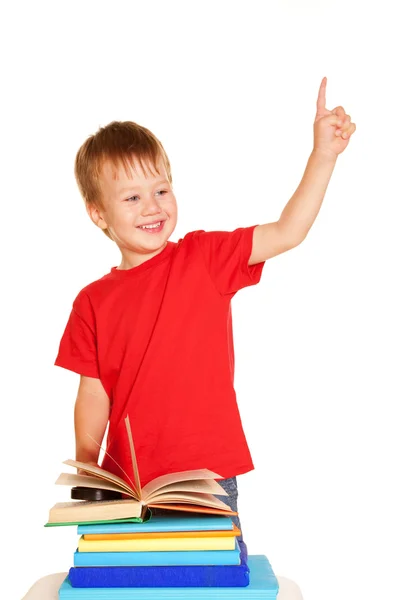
[48,416,236,525]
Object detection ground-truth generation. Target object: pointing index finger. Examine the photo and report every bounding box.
[316,77,327,114]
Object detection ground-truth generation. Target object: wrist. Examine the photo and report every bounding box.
[311,147,338,164]
[76,447,100,465]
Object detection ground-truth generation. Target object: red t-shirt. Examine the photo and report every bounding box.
[55,226,265,486]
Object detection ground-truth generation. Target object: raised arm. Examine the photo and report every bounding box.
[74,375,110,472]
[249,77,356,265]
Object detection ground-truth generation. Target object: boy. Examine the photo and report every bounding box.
[55,77,355,529]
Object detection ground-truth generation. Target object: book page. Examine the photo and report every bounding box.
[48,499,142,522]
[148,503,237,516]
[124,415,141,498]
[146,491,231,510]
[55,473,136,497]
[144,478,228,503]
[63,460,137,498]
[142,469,223,498]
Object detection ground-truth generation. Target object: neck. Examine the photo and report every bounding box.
[117,242,169,270]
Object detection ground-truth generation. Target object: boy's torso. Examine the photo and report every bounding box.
[56,227,264,485]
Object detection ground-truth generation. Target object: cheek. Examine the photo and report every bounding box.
[111,205,140,225]
[167,197,178,217]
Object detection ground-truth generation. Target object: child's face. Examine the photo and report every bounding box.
[89,156,178,266]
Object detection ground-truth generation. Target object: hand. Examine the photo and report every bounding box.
[77,460,99,476]
[313,77,356,159]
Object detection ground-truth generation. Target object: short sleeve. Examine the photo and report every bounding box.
[54,291,99,378]
[194,225,265,296]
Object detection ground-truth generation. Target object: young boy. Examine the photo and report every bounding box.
[55,78,355,531]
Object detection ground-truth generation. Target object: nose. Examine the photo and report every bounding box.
[142,195,162,216]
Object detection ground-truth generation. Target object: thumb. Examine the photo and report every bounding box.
[317,114,342,127]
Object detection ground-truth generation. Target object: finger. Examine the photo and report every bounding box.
[342,115,352,127]
[332,106,346,120]
[316,77,327,114]
[341,123,356,139]
[335,115,354,135]
[335,115,351,134]
[335,122,356,139]
[326,114,343,127]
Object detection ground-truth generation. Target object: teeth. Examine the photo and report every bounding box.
[140,222,161,230]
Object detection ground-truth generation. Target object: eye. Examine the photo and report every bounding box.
[125,189,168,202]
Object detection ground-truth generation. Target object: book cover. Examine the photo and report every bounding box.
[46,516,146,528]
[61,555,279,598]
[83,523,241,540]
[77,513,234,535]
[73,539,242,567]
[78,534,237,552]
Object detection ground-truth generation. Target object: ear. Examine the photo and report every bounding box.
[86,203,108,230]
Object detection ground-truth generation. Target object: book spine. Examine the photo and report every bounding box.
[78,536,235,552]
[68,564,250,588]
[77,516,234,535]
[73,548,241,567]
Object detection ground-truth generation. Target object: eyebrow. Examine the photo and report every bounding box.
[118,179,170,193]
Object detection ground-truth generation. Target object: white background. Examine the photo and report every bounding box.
[1,1,399,599]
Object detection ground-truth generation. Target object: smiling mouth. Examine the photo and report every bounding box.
[137,221,165,232]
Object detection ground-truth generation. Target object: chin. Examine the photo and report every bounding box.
[136,234,169,253]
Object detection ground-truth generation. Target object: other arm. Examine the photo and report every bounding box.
[74,375,110,472]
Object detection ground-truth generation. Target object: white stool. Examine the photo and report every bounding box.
[22,572,303,600]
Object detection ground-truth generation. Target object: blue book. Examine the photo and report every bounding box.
[78,513,233,535]
[60,555,279,599]
[74,539,241,567]
[69,541,248,587]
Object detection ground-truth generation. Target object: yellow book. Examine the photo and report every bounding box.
[84,524,241,541]
[78,535,236,552]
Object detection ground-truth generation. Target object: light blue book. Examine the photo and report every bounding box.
[74,539,241,567]
[60,555,279,599]
[68,541,249,587]
[78,513,233,535]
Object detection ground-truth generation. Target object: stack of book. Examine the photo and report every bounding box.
[67,512,251,588]
[47,417,279,598]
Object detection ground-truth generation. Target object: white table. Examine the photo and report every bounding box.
[23,572,303,599]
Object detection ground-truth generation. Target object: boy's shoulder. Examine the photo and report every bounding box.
[71,270,119,313]
[70,233,195,303]
[71,227,236,307]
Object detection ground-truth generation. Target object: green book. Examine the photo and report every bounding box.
[45,515,147,527]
